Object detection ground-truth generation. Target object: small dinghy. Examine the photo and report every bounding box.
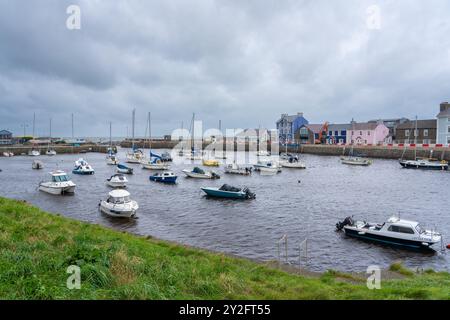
[224,163,252,175]
[72,158,95,175]
[182,167,220,179]
[399,158,448,171]
[46,149,57,156]
[39,170,76,195]
[202,159,220,167]
[149,171,178,184]
[28,149,40,156]
[3,152,14,157]
[116,163,133,174]
[32,160,44,170]
[336,215,442,250]
[99,189,138,218]
[280,155,306,169]
[201,184,256,199]
[341,156,372,166]
[106,174,128,188]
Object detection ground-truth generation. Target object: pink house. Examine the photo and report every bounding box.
[347,123,389,145]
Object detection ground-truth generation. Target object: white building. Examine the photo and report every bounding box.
[436,102,450,146]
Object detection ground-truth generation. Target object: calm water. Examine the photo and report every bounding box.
[0,149,449,272]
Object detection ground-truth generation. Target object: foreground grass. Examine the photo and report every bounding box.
[0,197,448,300]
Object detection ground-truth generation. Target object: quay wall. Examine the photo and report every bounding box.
[0,144,110,155]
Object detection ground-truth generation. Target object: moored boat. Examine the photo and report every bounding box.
[341,156,372,166]
[182,167,220,179]
[28,149,40,156]
[399,158,448,171]
[280,155,306,169]
[202,159,220,167]
[160,151,173,162]
[149,171,178,184]
[117,163,133,174]
[3,152,14,157]
[99,189,138,218]
[224,163,252,175]
[336,215,442,250]
[38,170,76,195]
[72,158,95,175]
[253,161,282,172]
[106,174,128,188]
[201,184,256,199]
[32,160,44,170]
[46,149,57,156]
[106,154,119,165]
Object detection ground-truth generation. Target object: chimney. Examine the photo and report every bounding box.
[440,102,450,112]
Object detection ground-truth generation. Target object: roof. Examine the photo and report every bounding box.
[0,130,12,135]
[396,120,436,130]
[437,109,450,117]
[328,123,352,131]
[109,189,130,198]
[305,124,324,134]
[277,113,306,123]
[349,123,379,130]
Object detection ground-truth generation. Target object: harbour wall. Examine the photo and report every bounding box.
[0,144,110,155]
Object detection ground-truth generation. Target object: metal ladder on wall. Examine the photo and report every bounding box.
[277,235,309,269]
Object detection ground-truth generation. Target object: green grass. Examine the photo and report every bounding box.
[0,197,449,300]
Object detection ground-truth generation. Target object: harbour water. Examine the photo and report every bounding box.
[0,149,449,272]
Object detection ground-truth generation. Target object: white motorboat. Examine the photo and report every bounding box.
[106,174,128,188]
[259,166,279,175]
[28,149,40,156]
[224,163,252,175]
[72,158,95,175]
[106,154,119,165]
[99,189,139,218]
[341,156,372,166]
[182,167,220,179]
[256,150,271,157]
[280,155,306,169]
[32,160,44,170]
[336,215,442,250]
[253,160,282,172]
[38,170,76,195]
[46,149,57,156]
[3,152,14,157]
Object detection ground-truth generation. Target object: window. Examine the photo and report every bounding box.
[329,131,333,136]
[448,126,450,133]
[341,130,346,136]
[405,130,410,137]
[367,131,370,136]
[335,131,338,136]
[423,129,428,137]
[448,137,450,144]
[388,225,415,234]
[360,131,362,135]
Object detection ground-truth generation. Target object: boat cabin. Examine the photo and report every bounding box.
[107,190,132,204]
[51,171,70,182]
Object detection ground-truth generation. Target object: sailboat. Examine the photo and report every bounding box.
[106,122,119,165]
[280,143,306,169]
[141,112,170,170]
[126,109,145,164]
[186,113,203,160]
[28,113,41,156]
[341,122,372,166]
[399,117,448,170]
[46,118,57,156]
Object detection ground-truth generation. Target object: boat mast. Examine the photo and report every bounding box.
[414,115,418,160]
[131,108,135,150]
[71,113,74,140]
[191,113,195,153]
[148,112,152,152]
[48,118,52,150]
[109,121,112,149]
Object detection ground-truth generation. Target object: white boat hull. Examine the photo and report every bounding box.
[39,182,76,195]
[99,201,138,218]
[341,157,372,166]
[106,181,127,188]
[182,169,216,179]
[280,161,306,169]
[142,163,170,170]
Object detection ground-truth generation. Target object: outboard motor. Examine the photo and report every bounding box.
[243,188,256,199]
[211,172,220,179]
[336,216,353,231]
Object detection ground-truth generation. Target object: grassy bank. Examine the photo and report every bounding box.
[0,197,448,299]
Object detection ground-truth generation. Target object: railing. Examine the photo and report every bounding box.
[277,235,309,269]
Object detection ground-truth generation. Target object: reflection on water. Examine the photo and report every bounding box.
[0,149,449,272]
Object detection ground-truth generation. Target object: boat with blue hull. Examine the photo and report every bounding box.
[149,171,178,184]
[201,184,255,199]
[336,216,442,251]
[117,163,133,174]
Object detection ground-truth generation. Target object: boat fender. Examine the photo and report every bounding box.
[421,242,429,246]
[358,231,366,235]
[447,244,450,249]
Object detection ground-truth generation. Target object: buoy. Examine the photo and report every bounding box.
[446,244,450,249]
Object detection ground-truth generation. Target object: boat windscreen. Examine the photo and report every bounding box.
[53,175,68,182]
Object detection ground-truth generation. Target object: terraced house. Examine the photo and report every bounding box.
[396,120,437,144]
[0,130,13,145]
[276,113,308,143]
[436,102,450,146]
[326,124,351,144]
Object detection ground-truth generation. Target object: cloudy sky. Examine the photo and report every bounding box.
[0,0,449,137]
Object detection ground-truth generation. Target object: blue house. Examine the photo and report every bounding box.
[276,113,309,143]
[326,124,351,144]
[0,130,13,145]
